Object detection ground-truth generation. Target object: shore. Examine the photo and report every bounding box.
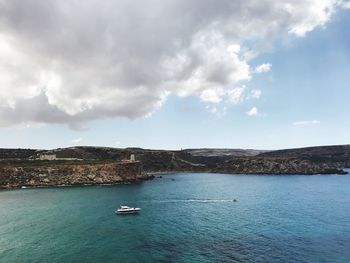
[1,145,349,189]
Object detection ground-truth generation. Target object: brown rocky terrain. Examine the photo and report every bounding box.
[212,157,347,175]
[0,145,348,189]
[0,161,148,189]
[183,148,268,157]
[258,145,350,167]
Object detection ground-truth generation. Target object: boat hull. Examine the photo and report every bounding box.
[115,208,141,214]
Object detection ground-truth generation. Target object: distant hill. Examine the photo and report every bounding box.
[184,148,268,157]
[258,145,350,165]
[0,144,349,189]
[1,145,349,166]
[0,148,43,159]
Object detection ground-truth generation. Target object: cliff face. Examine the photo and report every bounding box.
[0,161,147,189]
[212,157,346,175]
[258,145,350,167]
[0,145,349,188]
[184,148,268,157]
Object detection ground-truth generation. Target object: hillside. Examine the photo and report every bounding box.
[184,148,268,157]
[0,145,349,188]
[0,148,44,159]
[258,145,350,166]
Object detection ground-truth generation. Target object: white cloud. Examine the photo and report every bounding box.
[249,89,262,99]
[293,120,321,126]
[287,0,339,37]
[0,0,346,127]
[205,105,227,117]
[227,86,246,104]
[246,107,259,116]
[339,1,350,9]
[255,63,272,73]
[200,89,224,104]
[71,138,83,144]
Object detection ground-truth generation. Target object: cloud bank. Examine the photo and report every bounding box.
[0,0,346,127]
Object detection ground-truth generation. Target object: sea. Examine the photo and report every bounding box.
[1,172,350,263]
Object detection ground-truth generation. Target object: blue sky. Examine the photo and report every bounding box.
[0,1,349,150]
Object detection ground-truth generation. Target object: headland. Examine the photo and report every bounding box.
[0,145,349,189]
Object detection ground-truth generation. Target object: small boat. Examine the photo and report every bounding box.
[115,205,141,214]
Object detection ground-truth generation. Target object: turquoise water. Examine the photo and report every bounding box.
[1,173,350,263]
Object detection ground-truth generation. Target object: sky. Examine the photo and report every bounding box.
[0,0,350,150]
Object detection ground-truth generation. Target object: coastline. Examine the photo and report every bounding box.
[1,145,349,189]
[1,169,348,190]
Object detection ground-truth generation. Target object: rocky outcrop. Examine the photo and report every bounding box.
[0,145,349,189]
[184,148,268,157]
[258,145,350,167]
[212,157,347,175]
[0,161,150,189]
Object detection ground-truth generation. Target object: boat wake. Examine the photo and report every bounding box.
[141,199,235,203]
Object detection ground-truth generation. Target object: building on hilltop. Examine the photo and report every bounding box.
[36,153,82,161]
[38,154,57,160]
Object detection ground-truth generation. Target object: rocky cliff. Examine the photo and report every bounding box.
[0,161,148,189]
[212,157,347,175]
[0,145,349,189]
[258,145,350,167]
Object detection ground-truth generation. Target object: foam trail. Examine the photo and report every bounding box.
[140,199,235,203]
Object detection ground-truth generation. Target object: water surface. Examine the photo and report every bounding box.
[1,173,350,262]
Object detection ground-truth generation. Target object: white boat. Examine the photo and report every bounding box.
[115,205,141,214]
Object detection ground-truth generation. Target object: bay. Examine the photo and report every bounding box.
[1,173,350,262]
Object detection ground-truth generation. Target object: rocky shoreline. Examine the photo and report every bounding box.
[0,161,154,189]
[0,161,346,190]
[0,145,349,189]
